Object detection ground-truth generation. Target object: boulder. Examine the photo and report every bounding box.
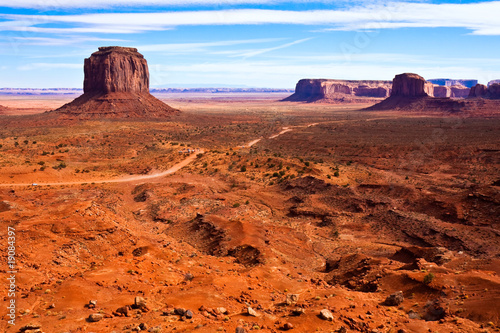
[384,291,404,306]
[319,309,334,321]
[54,46,179,119]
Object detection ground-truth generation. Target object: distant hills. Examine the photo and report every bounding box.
[0,87,293,95]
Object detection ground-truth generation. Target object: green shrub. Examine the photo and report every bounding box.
[423,272,435,285]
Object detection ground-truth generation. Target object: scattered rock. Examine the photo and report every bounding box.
[217,307,228,314]
[247,307,259,317]
[283,322,294,330]
[337,327,348,333]
[384,291,404,306]
[424,300,447,321]
[235,327,247,333]
[19,324,42,332]
[139,323,148,330]
[319,309,334,321]
[114,305,130,317]
[291,307,305,316]
[285,294,299,305]
[185,309,194,319]
[134,296,147,309]
[87,300,97,309]
[88,313,104,322]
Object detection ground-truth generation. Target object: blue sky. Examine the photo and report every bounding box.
[0,0,499,88]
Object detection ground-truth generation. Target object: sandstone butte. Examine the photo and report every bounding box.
[468,83,500,99]
[53,46,179,119]
[367,73,468,112]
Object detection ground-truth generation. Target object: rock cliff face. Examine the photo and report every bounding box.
[433,85,451,98]
[83,47,149,94]
[55,46,178,119]
[468,83,500,99]
[450,85,470,98]
[283,79,392,102]
[391,73,431,98]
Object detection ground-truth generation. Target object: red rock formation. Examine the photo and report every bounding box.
[54,46,178,119]
[468,83,500,99]
[283,79,391,102]
[83,47,149,94]
[468,84,488,98]
[367,73,471,112]
[433,85,451,98]
[450,85,470,98]
[391,73,431,98]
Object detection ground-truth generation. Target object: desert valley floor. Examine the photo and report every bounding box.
[0,93,499,333]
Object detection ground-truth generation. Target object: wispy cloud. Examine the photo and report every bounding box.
[0,0,374,9]
[1,2,499,35]
[139,38,286,53]
[18,63,81,70]
[234,38,313,58]
[12,36,130,46]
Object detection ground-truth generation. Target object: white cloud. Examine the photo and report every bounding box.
[139,38,285,53]
[12,36,130,46]
[0,0,370,9]
[18,63,81,70]
[0,2,499,34]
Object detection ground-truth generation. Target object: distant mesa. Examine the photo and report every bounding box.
[283,79,392,103]
[427,78,478,88]
[468,83,500,99]
[488,79,500,86]
[283,76,472,104]
[54,46,179,119]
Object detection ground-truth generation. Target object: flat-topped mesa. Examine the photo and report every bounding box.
[54,46,179,119]
[84,46,149,95]
[283,79,392,102]
[391,73,433,98]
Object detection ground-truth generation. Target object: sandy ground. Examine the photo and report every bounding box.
[0,95,499,333]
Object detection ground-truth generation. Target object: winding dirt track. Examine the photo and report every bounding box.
[0,122,320,187]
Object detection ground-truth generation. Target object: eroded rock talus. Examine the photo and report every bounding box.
[54,46,178,119]
[283,79,392,102]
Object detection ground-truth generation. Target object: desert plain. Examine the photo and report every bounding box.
[0,90,499,333]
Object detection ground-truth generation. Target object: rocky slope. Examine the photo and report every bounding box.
[54,46,179,119]
[283,79,392,102]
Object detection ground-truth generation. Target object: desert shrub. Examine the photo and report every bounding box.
[232,203,240,208]
[240,166,246,172]
[334,171,340,177]
[423,273,435,285]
